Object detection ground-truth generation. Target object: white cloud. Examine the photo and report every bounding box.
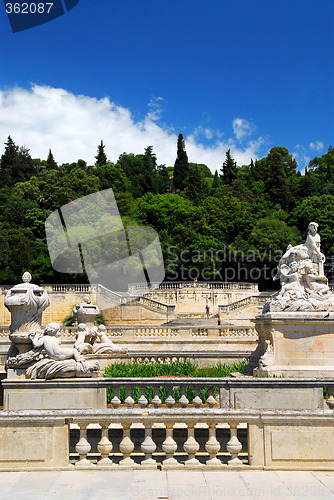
[232,118,256,141]
[192,125,223,141]
[309,140,324,152]
[147,96,166,121]
[0,85,265,171]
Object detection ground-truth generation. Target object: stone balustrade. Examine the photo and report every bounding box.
[219,327,256,337]
[48,284,93,293]
[0,325,257,339]
[68,409,247,468]
[129,281,258,294]
[0,281,258,296]
[1,404,334,470]
[134,328,179,337]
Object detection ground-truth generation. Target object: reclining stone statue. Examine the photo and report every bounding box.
[7,322,100,379]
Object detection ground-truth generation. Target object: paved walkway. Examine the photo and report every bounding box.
[1,470,334,500]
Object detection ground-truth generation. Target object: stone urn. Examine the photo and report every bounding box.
[73,296,100,328]
[5,272,50,356]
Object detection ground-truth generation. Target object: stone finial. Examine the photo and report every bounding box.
[22,272,32,283]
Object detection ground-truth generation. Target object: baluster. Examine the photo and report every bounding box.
[226,423,243,465]
[178,386,189,408]
[119,423,135,466]
[184,423,200,466]
[326,387,334,408]
[124,387,135,408]
[206,388,217,408]
[141,423,157,468]
[192,388,202,408]
[165,387,176,408]
[110,389,121,408]
[205,423,222,466]
[162,423,180,466]
[152,387,162,408]
[75,423,94,467]
[97,423,114,466]
[138,386,148,408]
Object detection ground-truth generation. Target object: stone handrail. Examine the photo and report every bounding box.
[95,284,128,307]
[219,294,273,313]
[137,296,176,315]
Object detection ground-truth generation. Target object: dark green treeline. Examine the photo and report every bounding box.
[0,134,333,290]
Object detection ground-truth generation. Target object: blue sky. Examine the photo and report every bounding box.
[0,0,332,171]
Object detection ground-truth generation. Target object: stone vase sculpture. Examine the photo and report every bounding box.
[5,272,49,359]
[72,296,100,328]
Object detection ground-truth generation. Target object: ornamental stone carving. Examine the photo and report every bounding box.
[264,222,334,313]
[5,273,50,361]
[75,323,128,355]
[7,322,100,379]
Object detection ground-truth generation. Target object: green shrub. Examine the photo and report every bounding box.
[104,360,245,379]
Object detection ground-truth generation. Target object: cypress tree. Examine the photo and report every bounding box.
[142,146,158,193]
[211,169,221,192]
[173,133,189,190]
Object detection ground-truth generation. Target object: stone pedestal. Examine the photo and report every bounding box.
[253,313,334,378]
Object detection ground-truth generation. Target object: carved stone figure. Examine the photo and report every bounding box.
[30,322,84,362]
[264,222,334,313]
[258,340,274,368]
[7,321,100,378]
[75,323,127,355]
[26,357,100,380]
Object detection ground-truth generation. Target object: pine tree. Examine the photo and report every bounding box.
[0,136,18,184]
[144,146,157,168]
[12,146,35,183]
[95,140,107,166]
[46,149,57,169]
[220,149,237,185]
[173,133,189,190]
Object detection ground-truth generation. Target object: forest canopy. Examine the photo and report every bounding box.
[1,135,333,290]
